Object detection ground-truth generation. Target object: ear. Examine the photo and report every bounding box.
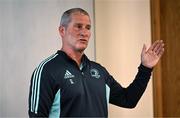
[59,26,65,37]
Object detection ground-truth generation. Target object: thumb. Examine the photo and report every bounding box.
[142,44,147,54]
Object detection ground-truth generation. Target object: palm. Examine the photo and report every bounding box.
[141,40,164,68]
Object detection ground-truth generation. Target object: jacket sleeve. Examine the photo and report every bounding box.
[106,64,152,108]
[28,66,57,117]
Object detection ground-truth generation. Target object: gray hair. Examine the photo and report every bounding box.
[60,8,89,28]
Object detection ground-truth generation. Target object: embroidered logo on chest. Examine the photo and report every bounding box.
[90,68,100,79]
[64,70,75,84]
[64,70,75,79]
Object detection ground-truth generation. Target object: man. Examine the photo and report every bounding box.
[28,8,164,117]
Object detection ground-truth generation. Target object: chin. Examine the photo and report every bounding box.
[77,48,86,52]
[76,45,87,52]
[76,46,87,52]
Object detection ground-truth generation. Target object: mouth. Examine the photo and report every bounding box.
[79,39,88,43]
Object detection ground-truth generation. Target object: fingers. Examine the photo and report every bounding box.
[153,40,163,51]
[153,40,164,56]
[146,40,165,58]
[152,40,162,52]
[150,40,165,57]
[157,46,165,57]
[148,40,159,52]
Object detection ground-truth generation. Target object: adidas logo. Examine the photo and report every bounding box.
[64,70,75,79]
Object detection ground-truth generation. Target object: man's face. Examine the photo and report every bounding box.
[61,12,91,52]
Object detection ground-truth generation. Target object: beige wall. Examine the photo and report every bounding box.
[95,0,153,117]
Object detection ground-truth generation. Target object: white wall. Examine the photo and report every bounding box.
[95,0,153,117]
[0,0,95,117]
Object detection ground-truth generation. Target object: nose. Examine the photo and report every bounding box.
[79,28,89,37]
[80,32,85,37]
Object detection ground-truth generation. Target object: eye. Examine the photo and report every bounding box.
[75,24,83,29]
[86,25,91,30]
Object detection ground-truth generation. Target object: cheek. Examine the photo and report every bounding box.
[70,31,79,38]
[66,31,77,39]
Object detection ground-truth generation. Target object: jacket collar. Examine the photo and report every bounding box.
[57,50,90,69]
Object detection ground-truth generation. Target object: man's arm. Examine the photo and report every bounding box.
[28,67,56,117]
[108,64,152,108]
[107,40,164,108]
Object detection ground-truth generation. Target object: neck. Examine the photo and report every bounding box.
[61,47,84,66]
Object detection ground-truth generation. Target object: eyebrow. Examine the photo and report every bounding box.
[74,23,91,27]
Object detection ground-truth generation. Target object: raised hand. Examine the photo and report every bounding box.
[141,40,165,68]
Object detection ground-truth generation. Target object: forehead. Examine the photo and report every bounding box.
[70,12,91,24]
